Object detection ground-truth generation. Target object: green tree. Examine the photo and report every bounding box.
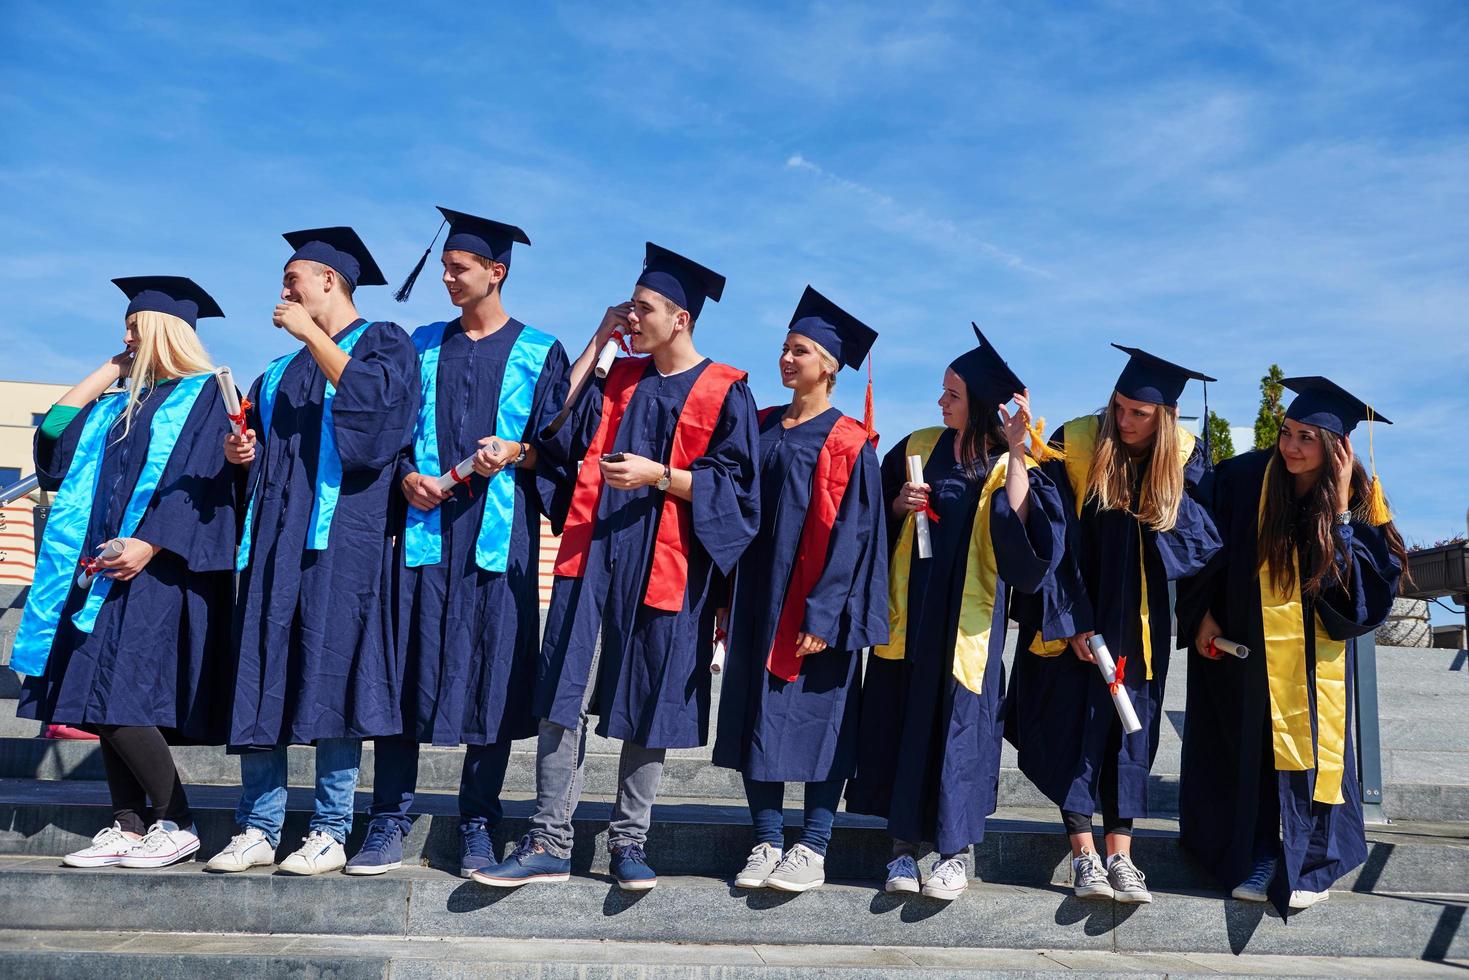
[1206,410,1235,465]
[1254,364,1286,450]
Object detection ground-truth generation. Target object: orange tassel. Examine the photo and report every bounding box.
[1028,416,1063,462]
[863,353,879,448]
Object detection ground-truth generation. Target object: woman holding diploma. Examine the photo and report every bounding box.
[846,326,1065,901]
[13,277,238,869]
[1177,377,1404,913]
[1007,345,1221,905]
[711,288,888,893]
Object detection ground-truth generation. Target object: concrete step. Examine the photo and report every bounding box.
[0,858,1464,960]
[1,929,1464,979]
[2,779,1466,895]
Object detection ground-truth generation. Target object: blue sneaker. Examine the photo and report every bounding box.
[610,842,657,891]
[470,834,570,888]
[344,821,403,876]
[459,823,498,879]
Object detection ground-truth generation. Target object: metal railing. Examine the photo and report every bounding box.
[0,474,38,505]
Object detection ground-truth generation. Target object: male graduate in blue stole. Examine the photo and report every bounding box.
[473,244,761,891]
[343,208,571,878]
[207,227,419,877]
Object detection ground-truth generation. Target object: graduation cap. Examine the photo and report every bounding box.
[635,242,725,322]
[1281,376,1392,436]
[1282,375,1394,526]
[950,324,1024,409]
[395,207,532,302]
[1111,344,1216,407]
[112,276,224,329]
[282,226,386,290]
[786,286,877,370]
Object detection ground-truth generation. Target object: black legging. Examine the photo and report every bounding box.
[1060,723,1134,838]
[96,725,191,835]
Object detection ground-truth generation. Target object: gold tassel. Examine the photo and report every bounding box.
[1365,405,1391,526]
[1028,416,1064,462]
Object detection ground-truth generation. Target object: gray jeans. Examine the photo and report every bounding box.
[529,669,666,859]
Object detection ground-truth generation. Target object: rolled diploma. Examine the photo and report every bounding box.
[436,452,484,494]
[1212,636,1250,660]
[1087,634,1143,734]
[594,336,621,378]
[215,367,246,436]
[907,455,932,560]
[77,539,126,589]
[710,634,727,674]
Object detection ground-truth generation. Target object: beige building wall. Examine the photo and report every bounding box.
[1,379,69,583]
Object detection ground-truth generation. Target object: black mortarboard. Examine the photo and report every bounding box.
[395,206,531,301]
[1111,344,1215,407]
[112,276,224,329]
[282,226,386,289]
[786,286,877,370]
[950,324,1024,409]
[635,242,725,321]
[1282,376,1392,436]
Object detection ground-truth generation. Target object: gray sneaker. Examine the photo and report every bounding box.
[1072,850,1114,900]
[734,842,783,888]
[1107,853,1152,904]
[765,843,825,893]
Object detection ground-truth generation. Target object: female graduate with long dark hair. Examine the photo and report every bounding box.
[13,277,238,870]
[712,287,888,893]
[1007,345,1221,905]
[1178,377,1405,913]
[846,325,1065,901]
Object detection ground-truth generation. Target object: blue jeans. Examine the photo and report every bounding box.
[236,738,362,846]
[743,775,844,855]
[368,737,513,836]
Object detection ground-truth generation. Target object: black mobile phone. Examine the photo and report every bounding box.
[601,452,627,463]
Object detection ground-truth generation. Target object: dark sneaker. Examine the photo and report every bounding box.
[344,821,403,876]
[1231,857,1277,903]
[459,823,497,879]
[471,834,570,888]
[610,842,657,892]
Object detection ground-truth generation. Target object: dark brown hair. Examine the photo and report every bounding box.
[1257,428,1408,598]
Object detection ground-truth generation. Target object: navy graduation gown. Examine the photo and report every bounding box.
[711,406,889,783]
[846,430,1065,854]
[393,319,570,746]
[18,381,240,742]
[1006,426,1221,818]
[536,358,760,750]
[230,319,419,747]
[1177,449,1399,904]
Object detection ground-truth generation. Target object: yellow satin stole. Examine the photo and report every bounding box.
[1026,415,1195,682]
[875,427,1038,695]
[1257,456,1349,805]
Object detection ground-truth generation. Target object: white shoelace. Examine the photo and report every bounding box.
[89,824,131,848]
[743,844,781,874]
[929,858,965,887]
[131,827,177,855]
[224,830,265,855]
[1075,853,1109,887]
[1110,856,1147,890]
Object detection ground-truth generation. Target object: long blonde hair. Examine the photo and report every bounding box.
[1085,394,1186,532]
[119,310,215,435]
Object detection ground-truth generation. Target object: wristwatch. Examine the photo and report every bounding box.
[1335,511,1353,527]
[655,465,672,492]
[512,442,528,466]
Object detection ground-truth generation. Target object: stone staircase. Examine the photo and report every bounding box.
[0,582,1466,977]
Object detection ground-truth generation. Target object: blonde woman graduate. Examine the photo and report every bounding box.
[14,277,239,870]
[1006,345,1221,905]
[712,287,888,894]
[846,325,1066,901]
[1178,377,1405,914]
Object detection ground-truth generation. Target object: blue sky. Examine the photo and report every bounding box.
[3,2,1466,586]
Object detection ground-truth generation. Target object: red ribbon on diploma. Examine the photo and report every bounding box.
[919,501,941,523]
[228,396,252,434]
[78,556,102,576]
[1110,655,1127,696]
[450,463,475,498]
[613,330,632,355]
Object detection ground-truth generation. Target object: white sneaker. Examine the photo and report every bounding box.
[921,856,968,900]
[1106,853,1152,904]
[278,830,347,876]
[1231,857,1277,903]
[63,823,142,868]
[206,827,276,873]
[1072,850,1114,900]
[765,843,826,893]
[1289,888,1330,910]
[734,842,783,888]
[884,853,921,894]
[120,821,200,868]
